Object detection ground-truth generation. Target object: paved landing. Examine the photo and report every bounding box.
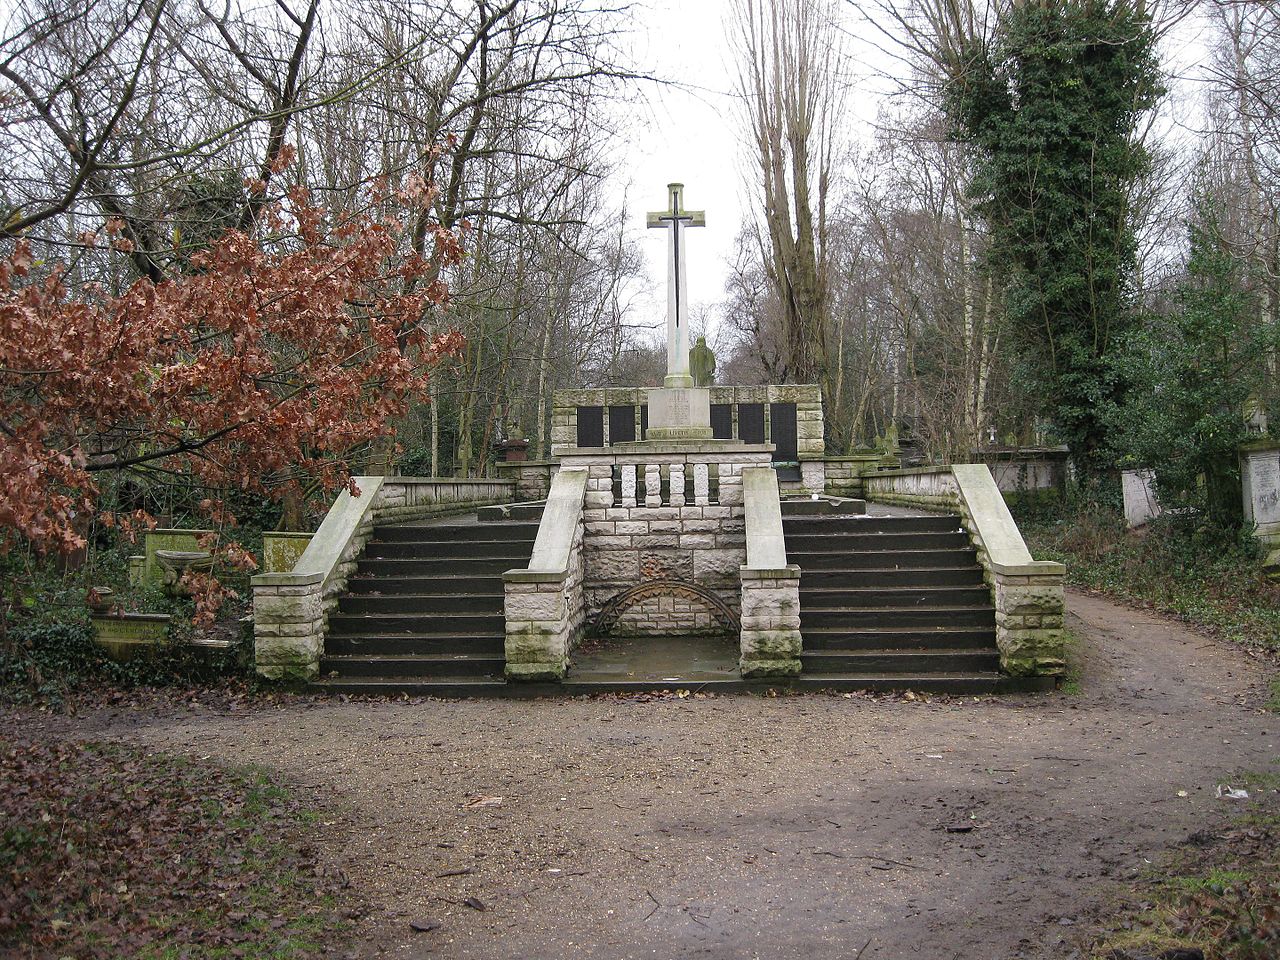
[569,634,740,683]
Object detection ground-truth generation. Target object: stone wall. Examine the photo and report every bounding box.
[972,446,1071,494]
[252,477,516,681]
[822,454,887,497]
[559,444,774,637]
[495,459,558,501]
[863,465,1066,678]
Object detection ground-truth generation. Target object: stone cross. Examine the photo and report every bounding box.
[647,182,705,389]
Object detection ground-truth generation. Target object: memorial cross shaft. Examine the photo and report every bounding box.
[647,182,705,389]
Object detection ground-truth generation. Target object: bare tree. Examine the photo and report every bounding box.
[729,0,845,400]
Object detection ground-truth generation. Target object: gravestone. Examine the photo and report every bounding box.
[1122,469,1161,529]
[1241,441,1280,545]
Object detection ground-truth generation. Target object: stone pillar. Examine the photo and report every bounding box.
[252,572,325,681]
[739,567,802,678]
[992,568,1067,677]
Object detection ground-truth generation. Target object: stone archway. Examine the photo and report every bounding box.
[592,579,740,637]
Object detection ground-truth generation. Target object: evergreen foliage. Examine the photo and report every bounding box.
[1115,197,1267,528]
[945,0,1163,474]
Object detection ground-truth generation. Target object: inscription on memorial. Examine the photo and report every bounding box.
[1251,452,1280,525]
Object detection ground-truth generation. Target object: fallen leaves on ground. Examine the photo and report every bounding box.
[0,738,354,958]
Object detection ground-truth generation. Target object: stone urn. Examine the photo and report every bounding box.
[86,586,115,614]
[153,549,215,597]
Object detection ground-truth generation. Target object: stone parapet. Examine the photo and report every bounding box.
[863,464,1066,678]
[496,459,558,502]
[822,453,887,497]
[504,469,588,680]
[251,477,516,681]
[739,467,802,677]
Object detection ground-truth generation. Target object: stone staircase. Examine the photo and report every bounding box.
[783,512,1008,694]
[311,517,538,694]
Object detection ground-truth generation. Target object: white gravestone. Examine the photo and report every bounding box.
[1242,445,1280,544]
[1122,469,1161,529]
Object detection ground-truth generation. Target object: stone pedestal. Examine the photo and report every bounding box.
[646,387,713,441]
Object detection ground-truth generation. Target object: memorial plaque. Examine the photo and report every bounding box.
[769,402,798,462]
[738,403,765,444]
[710,403,733,440]
[608,405,636,445]
[576,405,603,448]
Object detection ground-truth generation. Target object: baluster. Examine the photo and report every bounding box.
[644,464,662,508]
[669,463,686,507]
[620,463,637,508]
[693,463,710,506]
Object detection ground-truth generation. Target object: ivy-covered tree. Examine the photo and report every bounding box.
[944,0,1163,475]
[1115,197,1266,528]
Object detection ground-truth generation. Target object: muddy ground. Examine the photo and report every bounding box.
[8,589,1279,960]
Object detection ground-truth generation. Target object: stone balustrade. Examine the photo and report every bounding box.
[862,464,1066,678]
[252,476,515,681]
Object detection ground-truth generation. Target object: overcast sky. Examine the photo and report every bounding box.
[613,0,1215,356]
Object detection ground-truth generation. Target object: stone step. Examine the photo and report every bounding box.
[478,501,546,522]
[363,538,535,559]
[785,531,971,552]
[325,633,505,656]
[345,574,505,595]
[327,611,505,635]
[780,498,867,516]
[336,592,504,614]
[799,567,986,589]
[787,549,980,570]
[800,626,996,651]
[307,674,1055,697]
[373,522,541,542]
[801,648,1000,673]
[782,515,961,534]
[310,677,510,696]
[789,673,1035,695]
[796,586,991,608]
[355,556,528,576]
[801,606,996,629]
[319,654,504,678]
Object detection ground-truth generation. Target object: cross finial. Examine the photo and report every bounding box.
[646,183,706,388]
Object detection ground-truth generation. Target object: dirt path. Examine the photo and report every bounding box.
[9,590,1279,960]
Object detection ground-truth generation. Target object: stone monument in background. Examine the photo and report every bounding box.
[645,183,713,441]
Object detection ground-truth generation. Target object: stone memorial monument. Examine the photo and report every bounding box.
[645,183,714,441]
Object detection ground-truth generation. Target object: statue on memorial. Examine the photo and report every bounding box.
[689,336,716,387]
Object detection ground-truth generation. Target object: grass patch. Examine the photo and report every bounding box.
[0,739,354,958]
[1087,770,1280,959]
[1060,626,1086,695]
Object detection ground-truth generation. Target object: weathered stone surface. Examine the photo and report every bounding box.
[694,548,745,581]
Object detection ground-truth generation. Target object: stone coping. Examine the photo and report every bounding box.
[1240,439,1280,453]
[379,476,517,486]
[821,453,884,463]
[743,466,789,569]
[496,459,557,468]
[867,465,953,478]
[558,442,775,457]
[740,565,800,579]
[518,468,587,576]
